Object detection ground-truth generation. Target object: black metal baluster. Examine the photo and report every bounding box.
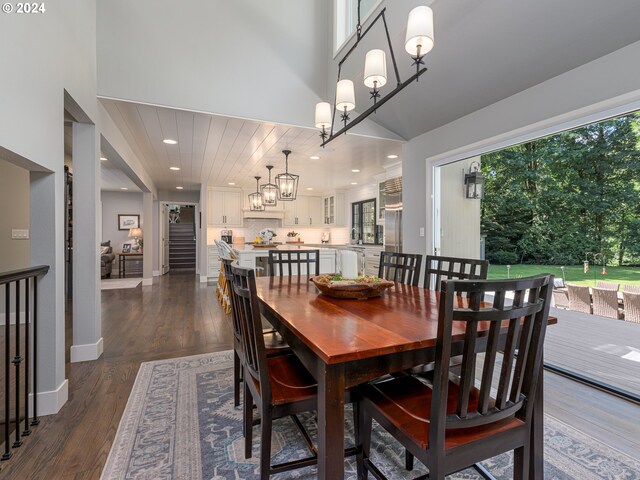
[2,283,11,460]
[13,280,22,448]
[31,278,38,426]
[22,277,30,437]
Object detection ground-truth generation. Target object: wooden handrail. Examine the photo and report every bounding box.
[0,265,49,286]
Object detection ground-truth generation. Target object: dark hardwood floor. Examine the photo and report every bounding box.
[0,272,232,479]
[0,273,638,479]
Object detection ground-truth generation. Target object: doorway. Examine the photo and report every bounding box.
[161,204,197,273]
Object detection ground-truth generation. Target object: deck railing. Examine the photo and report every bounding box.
[0,265,49,460]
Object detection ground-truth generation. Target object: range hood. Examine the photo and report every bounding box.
[242,208,284,220]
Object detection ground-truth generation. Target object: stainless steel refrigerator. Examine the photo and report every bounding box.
[384,177,403,253]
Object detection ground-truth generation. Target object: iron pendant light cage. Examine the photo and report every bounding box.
[260,165,279,207]
[249,176,265,211]
[275,149,299,201]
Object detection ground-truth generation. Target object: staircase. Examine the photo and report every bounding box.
[169,223,196,270]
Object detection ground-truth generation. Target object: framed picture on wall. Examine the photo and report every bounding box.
[122,243,132,253]
[118,214,140,231]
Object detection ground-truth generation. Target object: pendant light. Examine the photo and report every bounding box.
[248,176,265,211]
[336,79,356,128]
[275,149,299,201]
[364,49,387,104]
[260,165,278,207]
[315,102,332,142]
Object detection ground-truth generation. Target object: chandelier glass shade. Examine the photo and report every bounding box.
[275,149,299,201]
[248,176,265,211]
[260,165,278,207]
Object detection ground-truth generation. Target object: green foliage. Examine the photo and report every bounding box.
[482,112,640,265]
[488,264,640,287]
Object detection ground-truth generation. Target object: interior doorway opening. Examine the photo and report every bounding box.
[161,204,197,274]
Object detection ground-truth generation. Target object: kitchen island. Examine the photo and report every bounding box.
[233,244,337,274]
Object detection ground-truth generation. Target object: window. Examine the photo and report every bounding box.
[351,198,378,244]
[335,0,381,53]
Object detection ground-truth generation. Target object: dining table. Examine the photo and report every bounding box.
[255,275,556,479]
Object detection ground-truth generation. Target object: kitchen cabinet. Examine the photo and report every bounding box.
[323,193,345,227]
[207,188,243,226]
[207,245,220,278]
[282,196,323,226]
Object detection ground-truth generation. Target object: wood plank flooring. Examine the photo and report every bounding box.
[0,274,638,479]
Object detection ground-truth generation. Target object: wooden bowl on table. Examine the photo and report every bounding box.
[310,274,394,300]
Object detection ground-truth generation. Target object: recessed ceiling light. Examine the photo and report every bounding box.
[351,169,360,173]
[387,154,398,159]
[309,155,320,160]
[306,187,313,191]
[120,187,128,190]
[176,186,184,190]
[163,139,178,145]
[100,157,108,161]
[351,182,358,185]
[169,166,180,171]
[228,182,236,186]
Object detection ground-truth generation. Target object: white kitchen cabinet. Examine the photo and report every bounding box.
[207,245,220,279]
[282,196,322,226]
[364,249,382,276]
[323,193,345,227]
[207,188,243,227]
[308,196,323,226]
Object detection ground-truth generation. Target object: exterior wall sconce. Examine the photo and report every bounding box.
[464,161,485,199]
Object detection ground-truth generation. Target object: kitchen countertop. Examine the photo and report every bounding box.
[232,244,338,252]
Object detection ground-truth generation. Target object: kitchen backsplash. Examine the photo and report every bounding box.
[207,219,349,245]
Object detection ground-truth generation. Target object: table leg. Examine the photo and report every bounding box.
[317,362,345,479]
[530,361,544,478]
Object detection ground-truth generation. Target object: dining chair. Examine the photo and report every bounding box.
[221,257,289,408]
[423,255,489,291]
[268,249,320,277]
[596,281,619,291]
[356,274,554,480]
[622,291,640,323]
[567,284,592,314]
[592,287,624,319]
[623,284,640,293]
[229,261,356,477]
[377,251,423,286]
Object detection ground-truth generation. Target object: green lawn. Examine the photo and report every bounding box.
[487,264,640,287]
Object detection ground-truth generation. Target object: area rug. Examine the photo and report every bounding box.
[101,278,142,290]
[101,351,640,479]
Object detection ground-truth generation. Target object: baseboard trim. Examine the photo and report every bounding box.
[153,270,160,277]
[0,311,27,325]
[37,379,69,416]
[70,337,104,363]
[142,278,153,286]
[200,275,208,283]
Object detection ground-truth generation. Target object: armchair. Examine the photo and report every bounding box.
[100,241,115,278]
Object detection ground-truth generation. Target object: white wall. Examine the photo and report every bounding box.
[97,0,331,128]
[101,191,144,255]
[403,40,640,261]
[0,159,30,271]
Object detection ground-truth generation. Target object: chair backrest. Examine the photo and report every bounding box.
[552,289,569,309]
[222,256,242,343]
[268,249,320,277]
[230,262,271,401]
[567,284,591,314]
[596,281,619,291]
[377,252,423,286]
[622,291,640,323]
[423,255,489,291]
[592,287,620,319]
[429,275,553,452]
[623,284,640,293]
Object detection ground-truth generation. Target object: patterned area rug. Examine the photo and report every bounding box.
[102,351,640,479]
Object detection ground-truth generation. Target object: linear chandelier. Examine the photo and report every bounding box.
[315,3,434,146]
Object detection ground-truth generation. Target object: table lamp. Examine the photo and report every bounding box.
[128,227,143,252]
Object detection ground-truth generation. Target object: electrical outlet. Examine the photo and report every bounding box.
[11,229,29,239]
[419,227,425,237]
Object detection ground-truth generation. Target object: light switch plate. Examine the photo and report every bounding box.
[11,229,29,239]
[419,227,425,237]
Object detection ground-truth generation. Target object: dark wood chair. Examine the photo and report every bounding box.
[377,251,423,286]
[424,255,489,290]
[356,274,554,480]
[267,249,320,276]
[221,256,288,408]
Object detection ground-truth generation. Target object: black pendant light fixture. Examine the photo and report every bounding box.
[275,149,299,201]
[260,165,278,207]
[248,176,265,211]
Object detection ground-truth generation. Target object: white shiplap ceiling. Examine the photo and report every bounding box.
[100,99,403,193]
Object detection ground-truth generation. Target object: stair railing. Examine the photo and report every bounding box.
[0,265,49,460]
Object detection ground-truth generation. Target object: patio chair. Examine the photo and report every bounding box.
[623,284,640,293]
[592,287,623,320]
[567,284,592,314]
[552,288,569,309]
[622,291,640,324]
[596,281,619,291]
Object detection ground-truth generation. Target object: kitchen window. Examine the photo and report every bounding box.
[351,198,378,244]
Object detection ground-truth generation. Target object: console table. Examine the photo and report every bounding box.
[118,252,143,278]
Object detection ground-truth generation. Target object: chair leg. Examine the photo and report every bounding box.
[405,450,414,471]
[356,403,372,480]
[243,381,253,459]
[260,408,273,479]
[514,444,530,480]
[233,352,241,407]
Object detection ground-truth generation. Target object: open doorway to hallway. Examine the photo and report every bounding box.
[162,204,197,273]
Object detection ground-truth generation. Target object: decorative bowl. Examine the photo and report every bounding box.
[310,275,394,299]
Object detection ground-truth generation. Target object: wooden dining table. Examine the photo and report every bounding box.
[255,275,556,479]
